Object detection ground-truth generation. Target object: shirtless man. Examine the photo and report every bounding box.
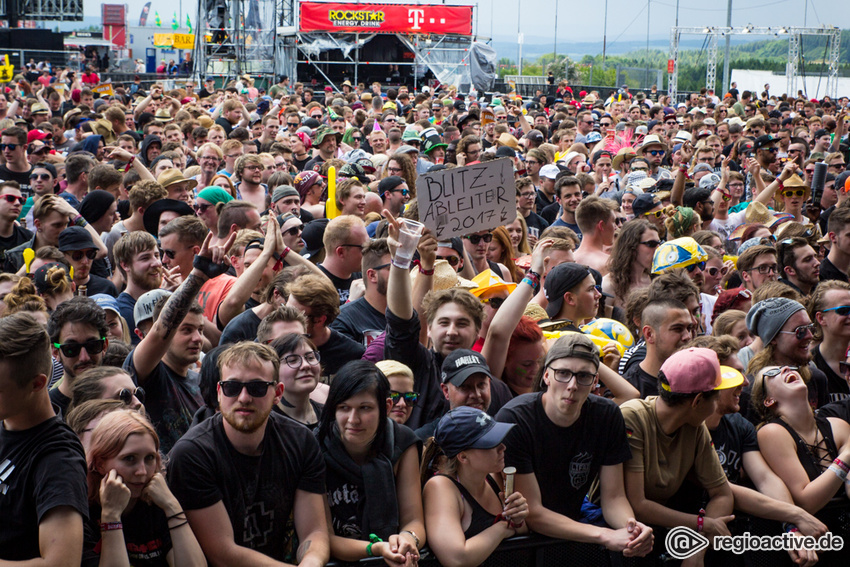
[572,196,617,276]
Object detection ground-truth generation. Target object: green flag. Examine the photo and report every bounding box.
[154,11,161,26]
[186,14,193,33]
[171,12,178,30]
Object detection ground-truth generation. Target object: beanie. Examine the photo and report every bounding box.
[196,186,234,206]
[745,297,805,345]
[79,190,116,224]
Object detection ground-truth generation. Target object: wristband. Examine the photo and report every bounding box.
[124,155,135,172]
[782,522,799,533]
[193,254,230,279]
[167,511,186,521]
[401,529,420,548]
[828,464,847,482]
[282,246,291,259]
[169,519,190,530]
[508,519,525,529]
[696,508,706,533]
[73,215,88,227]
[418,265,434,276]
[100,522,123,532]
[834,458,849,474]
[493,513,507,525]
[366,533,382,557]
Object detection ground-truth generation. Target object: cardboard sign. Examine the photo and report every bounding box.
[418,157,516,240]
[93,83,114,96]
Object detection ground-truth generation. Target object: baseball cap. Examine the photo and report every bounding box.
[659,347,722,394]
[752,135,775,151]
[526,130,544,144]
[631,193,661,217]
[32,262,70,294]
[543,332,600,369]
[90,294,120,316]
[300,218,330,259]
[539,164,560,180]
[441,349,494,386]
[58,226,96,251]
[718,366,745,390]
[434,406,515,458]
[133,289,172,327]
[544,262,593,319]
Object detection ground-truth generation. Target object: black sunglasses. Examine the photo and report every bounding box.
[219,380,277,397]
[117,387,145,405]
[686,261,706,272]
[0,143,18,151]
[53,337,106,358]
[389,391,419,405]
[436,255,460,267]
[193,202,213,213]
[482,297,505,309]
[29,173,52,181]
[283,225,303,237]
[464,233,493,245]
[778,324,815,341]
[640,239,661,248]
[70,249,98,262]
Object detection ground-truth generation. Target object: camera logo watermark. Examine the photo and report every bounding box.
[665,526,710,559]
[665,526,844,559]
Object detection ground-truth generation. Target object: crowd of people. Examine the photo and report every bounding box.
[1,70,850,567]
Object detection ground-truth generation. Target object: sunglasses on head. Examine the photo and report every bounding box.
[2,194,24,205]
[464,233,493,244]
[482,297,505,309]
[823,305,850,317]
[218,379,276,398]
[117,387,145,405]
[53,337,106,358]
[389,391,419,405]
[70,249,98,262]
[685,261,706,272]
[283,224,303,237]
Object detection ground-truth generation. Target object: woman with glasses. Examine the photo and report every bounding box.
[420,406,528,567]
[317,360,424,566]
[83,409,206,567]
[71,366,146,413]
[376,360,417,426]
[602,219,658,313]
[271,333,323,428]
[192,186,233,233]
[381,152,417,198]
[752,365,850,558]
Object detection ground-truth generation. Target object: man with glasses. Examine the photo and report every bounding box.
[777,236,820,296]
[738,244,779,293]
[167,341,330,567]
[516,177,549,237]
[0,180,31,253]
[636,135,667,180]
[318,215,368,304]
[786,139,809,168]
[59,226,117,297]
[285,114,301,133]
[497,333,653,558]
[332,238,391,345]
[574,110,594,144]
[378,176,409,219]
[621,348,735,564]
[125,232,231,453]
[0,127,34,197]
[47,296,108,416]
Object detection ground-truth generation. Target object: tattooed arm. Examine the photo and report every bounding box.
[293,490,330,567]
[131,233,235,384]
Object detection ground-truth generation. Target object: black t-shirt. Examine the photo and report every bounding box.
[818,398,850,423]
[819,257,849,283]
[318,264,360,304]
[708,412,759,485]
[215,116,234,137]
[331,297,386,345]
[124,354,203,455]
[167,412,326,562]
[523,211,549,235]
[293,155,311,172]
[319,328,366,378]
[540,201,560,225]
[220,308,262,345]
[0,416,89,561]
[83,501,172,567]
[619,342,647,375]
[48,385,72,417]
[813,345,850,403]
[82,274,118,297]
[0,224,32,252]
[303,156,326,174]
[623,363,658,399]
[0,164,34,198]
[496,392,631,519]
[535,190,555,215]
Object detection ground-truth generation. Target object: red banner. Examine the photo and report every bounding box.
[299,2,473,35]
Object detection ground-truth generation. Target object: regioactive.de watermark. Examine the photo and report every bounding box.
[664,526,844,559]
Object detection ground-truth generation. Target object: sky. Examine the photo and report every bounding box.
[84,0,849,50]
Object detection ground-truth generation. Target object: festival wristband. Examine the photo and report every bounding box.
[366,534,383,557]
[696,508,705,533]
[100,522,123,532]
[834,458,849,474]
[828,464,847,482]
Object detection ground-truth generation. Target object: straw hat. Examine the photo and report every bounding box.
[743,202,773,225]
[410,260,477,291]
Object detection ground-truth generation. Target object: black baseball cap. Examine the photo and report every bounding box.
[300,218,330,259]
[58,226,96,251]
[752,134,776,151]
[441,349,494,386]
[33,262,70,293]
[434,406,514,458]
[631,193,661,217]
[544,262,593,319]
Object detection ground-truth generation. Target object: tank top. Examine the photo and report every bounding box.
[440,474,503,539]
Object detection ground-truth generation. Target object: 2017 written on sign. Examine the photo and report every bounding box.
[418,158,516,240]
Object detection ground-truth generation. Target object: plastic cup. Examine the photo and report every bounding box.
[394,219,425,268]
